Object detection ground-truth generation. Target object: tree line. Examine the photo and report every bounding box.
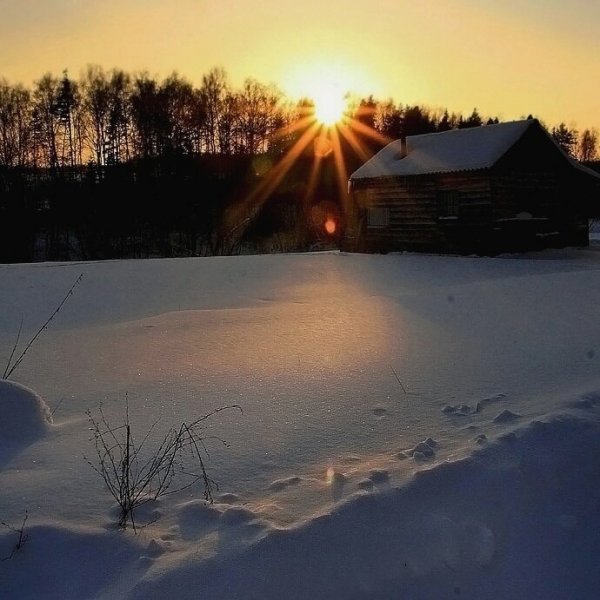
[2,66,597,169]
[0,67,288,169]
[0,66,598,262]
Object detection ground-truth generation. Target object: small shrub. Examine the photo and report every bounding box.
[86,401,241,530]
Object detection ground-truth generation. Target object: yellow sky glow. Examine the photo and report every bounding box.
[0,0,598,130]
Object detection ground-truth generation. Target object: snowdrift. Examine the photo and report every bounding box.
[0,380,52,447]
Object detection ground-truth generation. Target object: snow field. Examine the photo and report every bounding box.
[1,249,600,598]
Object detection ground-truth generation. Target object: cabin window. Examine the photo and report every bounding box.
[437,190,460,218]
[367,206,389,228]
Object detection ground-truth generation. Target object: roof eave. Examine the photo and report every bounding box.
[350,166,493,181]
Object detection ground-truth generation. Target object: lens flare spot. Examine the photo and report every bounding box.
[326,466,336,484]
[325,218,336,235]
[314,135,333,158]
[253,156,272,176]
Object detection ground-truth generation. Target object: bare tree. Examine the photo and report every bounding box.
[130,72,163,159]
[81,65,111,166]
[199,67,229,154]
[55,70,78,167]
[106,69,132,164]
[0,80,33,167]
[32,73,61,169]
[160,72,197,155]
[236,79,282,154]
[216,91,239,155]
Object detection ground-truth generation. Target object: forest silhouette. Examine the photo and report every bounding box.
[0,67,597,262]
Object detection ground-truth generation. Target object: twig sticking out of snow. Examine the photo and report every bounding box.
[3,273,84,379]
[389,365,407,395]
[1,511,29,561]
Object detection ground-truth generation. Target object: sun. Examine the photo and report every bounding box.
[312,85,347,126]
[282,61,365,127]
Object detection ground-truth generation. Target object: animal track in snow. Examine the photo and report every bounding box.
[357,478,374,491]
[368,469,390,484]
[442,393,507,416]
[217,493,241,504]
[442,404,474,416]
[356,470,390,490]
[400,437,439,460]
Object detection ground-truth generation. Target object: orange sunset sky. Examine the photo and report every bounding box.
[1,0,599,130]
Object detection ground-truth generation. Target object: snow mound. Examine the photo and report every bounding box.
[493,409,521,423]
[0,380,52,444]
[130,405,600,600]
[0,524,141,600]
[174,499,269,543]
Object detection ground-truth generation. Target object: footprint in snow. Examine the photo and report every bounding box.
[443,394,507,416]
[567,394,600,410]
[146,539,168,557]
[354,470,389,491]
[372,407,388,418]
[476,393,507,413]
[217,492,241,504]
[357,479,374,491]
[220,506,256,525]
[368,469,390,484]
[442,404,474,416]
[268,476,302,493]
[400,437,438,460]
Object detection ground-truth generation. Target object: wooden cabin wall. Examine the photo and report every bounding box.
[491,171,589,246]
[433,173,495,251]
[347,169,590,254]
[490,171,563,219]
[351,176,441,251]
[349,174,495,252]
[491,121,589,246]
[434,173,492,222]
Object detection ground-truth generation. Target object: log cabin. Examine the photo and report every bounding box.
[345,119,600,254]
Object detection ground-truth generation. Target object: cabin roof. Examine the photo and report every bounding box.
[350,119,600,181]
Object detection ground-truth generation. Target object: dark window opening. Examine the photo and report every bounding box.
[438,190,461,218]
[367,206,389,228]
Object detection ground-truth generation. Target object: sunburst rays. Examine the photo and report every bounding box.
[225,100,391,243]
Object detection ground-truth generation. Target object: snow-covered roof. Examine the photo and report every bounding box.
[350,119,600,181]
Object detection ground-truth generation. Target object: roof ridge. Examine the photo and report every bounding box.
[349,119,576,179]
[406,119,534,141]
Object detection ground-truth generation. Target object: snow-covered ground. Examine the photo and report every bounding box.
[1,249,600,599]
